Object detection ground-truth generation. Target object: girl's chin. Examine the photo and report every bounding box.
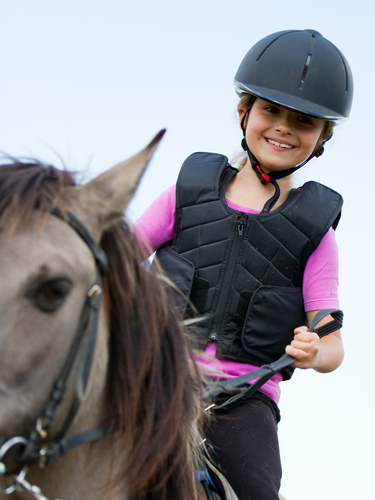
[258,164,295,174]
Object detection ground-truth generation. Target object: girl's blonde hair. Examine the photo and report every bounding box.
[231,93,334,171]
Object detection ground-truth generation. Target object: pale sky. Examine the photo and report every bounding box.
[1,1,374,499]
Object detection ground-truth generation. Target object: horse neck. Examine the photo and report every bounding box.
[20,442,129,500]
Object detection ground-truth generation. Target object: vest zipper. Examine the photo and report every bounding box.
[209,217,246,341]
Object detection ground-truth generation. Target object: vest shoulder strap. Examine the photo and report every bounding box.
[176,152,235,209]
[283,181,343,250]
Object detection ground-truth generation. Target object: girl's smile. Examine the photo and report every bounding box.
[240,98,325,173]
[265,138,295,150]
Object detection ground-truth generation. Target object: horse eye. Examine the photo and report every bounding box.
[27,280,71,312]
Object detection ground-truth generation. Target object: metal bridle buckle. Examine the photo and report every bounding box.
[11,468,49,499]
[36,417,48,439]
[0,436,28,494]
[0,436,50,499]
[87,284,102,299]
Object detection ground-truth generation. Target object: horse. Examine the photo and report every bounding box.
[0,131,238,500]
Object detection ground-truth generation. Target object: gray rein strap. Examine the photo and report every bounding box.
[17,424,111,469]
[204,309,343,412]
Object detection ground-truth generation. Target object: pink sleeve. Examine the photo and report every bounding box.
[133,185,177,255]
[303,227,340,311]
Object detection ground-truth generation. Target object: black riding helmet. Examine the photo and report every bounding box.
[234,29,353,212]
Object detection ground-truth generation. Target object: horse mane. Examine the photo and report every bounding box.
[0,160,204,500]
[101,224,203,500]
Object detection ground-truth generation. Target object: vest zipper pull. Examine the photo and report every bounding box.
[237,220,244,238]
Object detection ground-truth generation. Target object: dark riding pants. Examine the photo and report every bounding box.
[204,392,282,500]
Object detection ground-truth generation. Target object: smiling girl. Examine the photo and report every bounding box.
[135,29,353,500]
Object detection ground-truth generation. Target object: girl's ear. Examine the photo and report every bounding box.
[237,95,257,132]
[238,107,245,121]
[313,121,333,158]
[238,107,247,130]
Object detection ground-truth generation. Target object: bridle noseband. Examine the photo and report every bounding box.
[0,207,110,499]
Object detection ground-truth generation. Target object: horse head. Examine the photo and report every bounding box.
[0,131,210,500]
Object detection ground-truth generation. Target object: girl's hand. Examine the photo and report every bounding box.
[285,311,344,373]
[285,326,321,369]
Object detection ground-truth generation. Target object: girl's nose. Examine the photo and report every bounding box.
[275,113,293,134]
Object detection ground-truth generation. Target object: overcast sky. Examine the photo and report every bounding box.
[1,1,374,499]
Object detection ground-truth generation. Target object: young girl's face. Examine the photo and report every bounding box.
[241,98,326,173]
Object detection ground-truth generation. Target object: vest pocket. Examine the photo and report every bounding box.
[241,285,307,363]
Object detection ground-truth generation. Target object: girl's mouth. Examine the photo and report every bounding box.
[266,138,294,149]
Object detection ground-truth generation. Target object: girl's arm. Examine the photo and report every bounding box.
[133,184,177,256]
[285,227,344,372]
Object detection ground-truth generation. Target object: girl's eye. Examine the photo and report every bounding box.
[298,115,313,125]
[27,280,71,312]
[265,106,279,114]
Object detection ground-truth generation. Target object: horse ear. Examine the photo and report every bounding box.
[67,129,165,239]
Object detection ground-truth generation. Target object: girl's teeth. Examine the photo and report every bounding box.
[268,139,292,149]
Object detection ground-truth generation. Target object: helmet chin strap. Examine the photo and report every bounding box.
[240,97,319,213]
[240,136,280,213]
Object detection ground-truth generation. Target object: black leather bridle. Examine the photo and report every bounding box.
[0,207,110,498]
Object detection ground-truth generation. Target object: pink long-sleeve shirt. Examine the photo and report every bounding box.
[134,184,340,404]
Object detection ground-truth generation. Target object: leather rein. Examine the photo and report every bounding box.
[0,207,110,498]
[202,309,344,413]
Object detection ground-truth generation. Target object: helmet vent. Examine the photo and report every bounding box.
[299,34,316,88]
[256,32,293,62]
[337,50,350,92]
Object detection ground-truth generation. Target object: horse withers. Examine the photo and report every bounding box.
[0,131,237,500]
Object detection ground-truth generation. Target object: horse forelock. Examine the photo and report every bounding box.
[0,159,75,231]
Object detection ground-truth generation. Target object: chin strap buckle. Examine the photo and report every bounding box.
[254,165,270,186]
[242,136,271,187]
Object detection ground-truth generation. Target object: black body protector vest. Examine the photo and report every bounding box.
[155,153,343,379]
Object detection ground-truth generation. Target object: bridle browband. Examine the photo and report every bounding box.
[0,206,110,498]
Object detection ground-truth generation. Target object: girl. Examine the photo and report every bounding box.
[134,29,353,500]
